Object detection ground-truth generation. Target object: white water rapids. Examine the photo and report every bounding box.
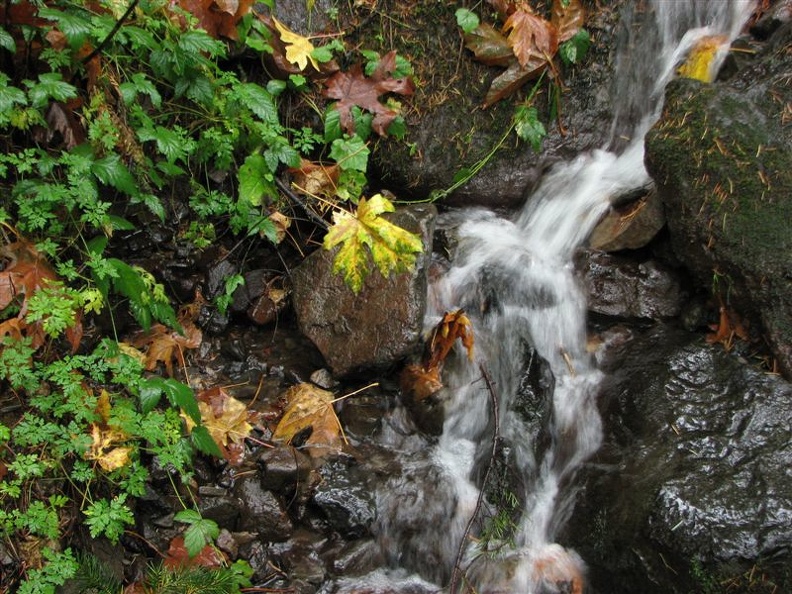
[366,2,756,593]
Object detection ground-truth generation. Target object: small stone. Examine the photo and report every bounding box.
[197,496,240,531]
[216,528,238,559]
[312,460,375,537]
[310,368,338,390]
[198,485,227,497]
[233,475,293,542]
[257,446,313,492]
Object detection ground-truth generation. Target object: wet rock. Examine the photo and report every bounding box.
[216,528,239,559]
[750,0,792,40]
[370,1,622,210]
[576,250,684,319]
[257,445,313,492]
[588,190,665,251]
[291,204,436,377]
[318,569,443,594]
[197,495,240,531]
[645,36,792,377]
[566,325,792,593]
[310,368,338,390]
[233,475,294,542]
[327,538,385,575]
[313,459,376,538]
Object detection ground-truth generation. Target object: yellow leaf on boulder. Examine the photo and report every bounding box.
[273,383,344,456]
[677,35,728,83]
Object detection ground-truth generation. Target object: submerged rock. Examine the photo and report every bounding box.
[566,325,792,593]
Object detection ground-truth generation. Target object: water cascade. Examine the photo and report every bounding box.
[373,2,756,592]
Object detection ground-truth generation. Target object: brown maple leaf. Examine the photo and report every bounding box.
[163,536,226,569]
[503,3,558,68]
[551,0,585,44]
[190,386,254,465]
[323,50,415,136]
[130,305,202,376]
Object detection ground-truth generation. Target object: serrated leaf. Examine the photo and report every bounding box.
[174,509,202,524]
[26,73,77,108]
[234,82,278,125]
[238,153,276,206]
[324,104,342,142]
[503,4,558,69]
[178,30,226,57]
[0,27,15,52]
[329,135,369,172]
[559,29,590,65]
[139,382,162,414]
[464,22,514,67]
[92,155,137,195]
[323,194,423,293]
[514,105,546,151]
[182,517,219,557]
[191,425,224,457]
[456,8,480,34]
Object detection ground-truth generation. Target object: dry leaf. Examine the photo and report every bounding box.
[131,309,202,376]
[677,35,729,83]
[706,302,748,350]
[273,383,344,456]
[289,158,340,199]
[272,16,319,71]
[194,387,253,448]
[86,423,132,472]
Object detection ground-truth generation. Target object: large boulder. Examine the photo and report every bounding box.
[364,0,622,210]
[564,325,792,593]
[644,27,792,377]
[291,204,436,377]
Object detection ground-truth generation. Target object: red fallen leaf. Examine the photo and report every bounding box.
[0,240,58,312]
[706,302,749,350]
[463,22,515,67]
[323,50,415,136]
[130,304,202,376]
[163,536,226,569]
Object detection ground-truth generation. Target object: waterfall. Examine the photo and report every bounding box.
[373,2,756,592]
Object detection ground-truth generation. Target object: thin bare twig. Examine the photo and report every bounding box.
[275,177,329,230]
[449,363,501,593]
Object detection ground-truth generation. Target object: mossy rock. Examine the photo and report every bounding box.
[645,33,792,377]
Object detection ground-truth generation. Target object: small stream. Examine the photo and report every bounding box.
[370,2,756,592]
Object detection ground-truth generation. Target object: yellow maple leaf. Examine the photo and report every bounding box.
[272,17,319,72]
[86,424,132,472]
[677,35,728,83]
[323,193,424,293]
[197,398,252,447]
[273,383,345,456]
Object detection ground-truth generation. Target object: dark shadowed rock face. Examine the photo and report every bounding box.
[564,325,792,593]
[644,28,792,377]
[576,250,684,320]
[291,204,436,377]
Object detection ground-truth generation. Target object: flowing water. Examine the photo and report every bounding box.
[371,2,756,592]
